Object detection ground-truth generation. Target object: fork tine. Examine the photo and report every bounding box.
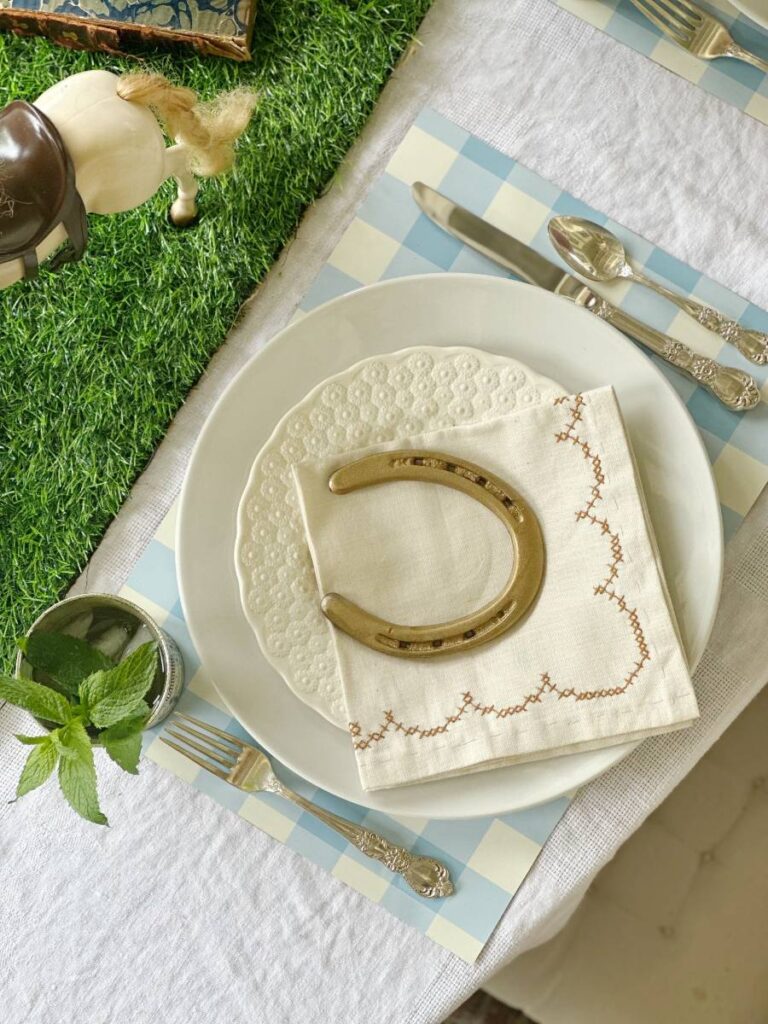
[662,0,703,25]
[643,0,694,33]
[170,718,242,759]
[166,726,237,770]
[631,0,690,41]
[175,712,246,749]
[160,737,229,779]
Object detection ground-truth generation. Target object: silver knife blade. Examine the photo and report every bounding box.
[411,182,760,412]
[412,181,569,292]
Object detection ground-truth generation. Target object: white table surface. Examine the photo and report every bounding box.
[3,2,768,1021]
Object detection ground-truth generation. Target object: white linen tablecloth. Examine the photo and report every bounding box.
[3,2,768,1021]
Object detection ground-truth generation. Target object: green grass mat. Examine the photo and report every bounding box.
[0,0,431,669]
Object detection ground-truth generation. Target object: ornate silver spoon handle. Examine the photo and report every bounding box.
[274,782,454,898]
[632,270,768,366]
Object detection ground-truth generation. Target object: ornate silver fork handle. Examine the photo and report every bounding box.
[162,713,455,899]
[631,270,768,366]
[273,781,454,898]
[725,44,768,74]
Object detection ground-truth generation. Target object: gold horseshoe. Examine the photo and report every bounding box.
[320,450,545,658]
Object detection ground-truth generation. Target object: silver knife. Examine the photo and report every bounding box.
[412,182,759,412]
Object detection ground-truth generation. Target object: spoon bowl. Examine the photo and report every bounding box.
[548,215,631,283]
[548,214,766,365]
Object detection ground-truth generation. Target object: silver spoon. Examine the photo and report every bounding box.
[548,216,767,366]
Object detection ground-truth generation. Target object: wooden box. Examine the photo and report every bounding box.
[0,0,256,60]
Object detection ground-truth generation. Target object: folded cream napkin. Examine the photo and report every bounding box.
[292,387,699,791]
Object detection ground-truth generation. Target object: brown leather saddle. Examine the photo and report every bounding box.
[0,100,87,280]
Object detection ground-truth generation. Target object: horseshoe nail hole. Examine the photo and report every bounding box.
[431,639,443,649]
[463,629,476,639]
[502,496,523,521]
[398,640,410,650]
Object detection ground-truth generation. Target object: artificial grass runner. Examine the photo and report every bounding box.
[0,0,432,668]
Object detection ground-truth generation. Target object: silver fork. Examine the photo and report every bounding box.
[162,713,454,899]
[630,0,768,72]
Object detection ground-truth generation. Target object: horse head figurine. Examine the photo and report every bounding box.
[0,70,258,289]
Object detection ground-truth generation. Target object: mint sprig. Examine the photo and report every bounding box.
[79,643,157,729]
[4,631,160,825]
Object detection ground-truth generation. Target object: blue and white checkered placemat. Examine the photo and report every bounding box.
[129,504,569,964]
[300,108,768,535]
[553,0,768,125]
[132,107,767,965]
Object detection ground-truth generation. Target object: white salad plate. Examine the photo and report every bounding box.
[177,274,723,819]
[234,345,564,727]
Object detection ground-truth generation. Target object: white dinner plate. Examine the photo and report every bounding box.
[177,275,723,819]
[730,0,768,31]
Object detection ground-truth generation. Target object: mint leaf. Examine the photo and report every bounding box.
[79,642,157,729]
[17,736,59,797]
[19,633,112,697]
[103,731,143,775]
[99,704,149,738]
[0,677,72,725]
[100,710,148,775]
[51,729,79,760]
[15,734,49,745]
[57,719,107,825]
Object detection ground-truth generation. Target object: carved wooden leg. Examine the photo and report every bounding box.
[165,144,199,228]
[48,191,88,271]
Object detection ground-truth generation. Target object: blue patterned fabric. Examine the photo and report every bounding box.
[6,0,251,39]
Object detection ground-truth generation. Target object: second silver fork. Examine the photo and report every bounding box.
[162,712,455,899]
[630,0,768,73]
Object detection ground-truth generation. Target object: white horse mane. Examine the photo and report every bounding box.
[116,73,258,177]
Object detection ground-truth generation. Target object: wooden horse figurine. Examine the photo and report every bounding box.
[0,70,258,289]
